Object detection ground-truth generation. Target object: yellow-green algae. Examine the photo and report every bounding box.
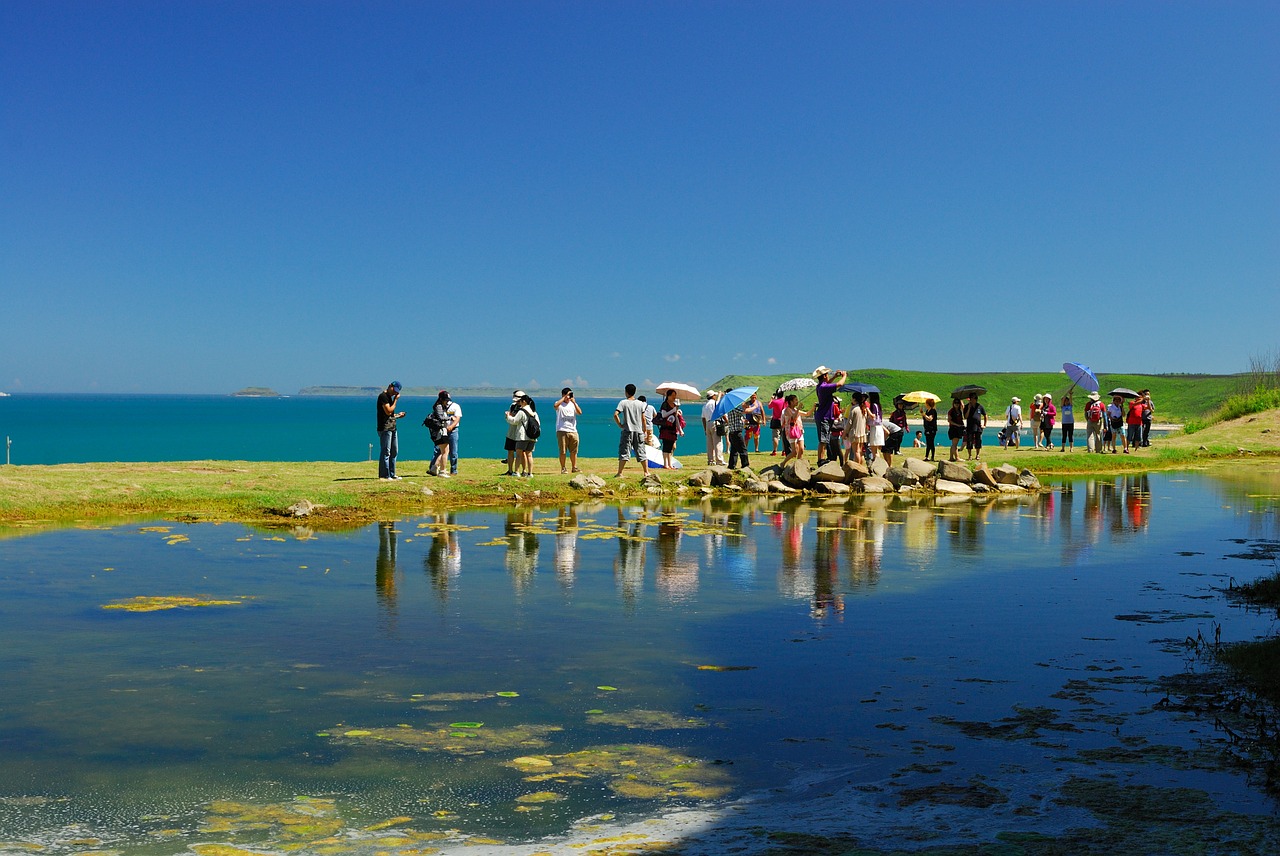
[329,722,561,755]
[101,595,245,612]
[505,744,732,801]
[586,709,708,730]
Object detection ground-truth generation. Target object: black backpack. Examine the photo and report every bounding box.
[524,411,541,440]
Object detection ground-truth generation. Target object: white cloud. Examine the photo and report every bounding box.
[609,352,621,359]
[560,376,589,388]
[733,353,746,361]
[527,378,542,390]
[663,354,680,362]
[767,357,777,365]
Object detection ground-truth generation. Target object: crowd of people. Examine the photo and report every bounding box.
[372,374,1160,480]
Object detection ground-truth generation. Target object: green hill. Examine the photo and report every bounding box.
[709,369,1245,423]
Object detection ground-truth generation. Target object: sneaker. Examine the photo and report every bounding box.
[392,475,403,480]
[501,471,515,476]
[561,468,567,474]
[439,472,451,478]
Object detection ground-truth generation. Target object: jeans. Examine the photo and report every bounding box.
[924,430,937,460]
[447,429,459,473]
[728,431,749,469]
[378,430,398,479]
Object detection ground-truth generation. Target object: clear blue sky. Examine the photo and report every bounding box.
[3,1,1277,394]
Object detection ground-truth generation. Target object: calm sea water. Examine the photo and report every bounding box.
[0,394,1104,467]
[1,469,1278,852]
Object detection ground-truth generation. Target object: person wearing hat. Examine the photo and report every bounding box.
[1030,394,1043,449]
[376,381,407,480]
[1084,391,1105,453]
[1040,393,1056,450]
[811,366,848,466]
[501,390,527,475]
[1003,397,1023,448]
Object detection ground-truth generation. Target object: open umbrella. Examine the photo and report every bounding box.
[1109,387,1140,399]
[952,384,987,398]
[840,381,880,395]
[777,377,817,393]
[901,390,942,405]
[712,386,758,421]
[654,382,701,401]
[1062,362,1100,393]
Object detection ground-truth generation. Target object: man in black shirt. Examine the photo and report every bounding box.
[377,381,406,480]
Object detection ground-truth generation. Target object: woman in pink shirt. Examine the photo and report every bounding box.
[767,390,788,456]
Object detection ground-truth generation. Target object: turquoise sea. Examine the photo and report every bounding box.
[0,394,1118,467]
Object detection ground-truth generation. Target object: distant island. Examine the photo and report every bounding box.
[231,387,280,397]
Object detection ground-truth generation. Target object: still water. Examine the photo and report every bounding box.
[2,468,1279,853]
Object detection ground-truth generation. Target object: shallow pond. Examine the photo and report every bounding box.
[2,466,1279,854]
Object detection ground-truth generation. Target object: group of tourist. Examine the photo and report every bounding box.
[373,374,1161,480]
[999,388,1155,454]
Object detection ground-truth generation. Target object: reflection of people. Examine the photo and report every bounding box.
[504,508,539,591]
[376,381,406,480]
[554,505,579,585]
[555,388,582,474]
[423,514,461,601]
[375,521,398,626]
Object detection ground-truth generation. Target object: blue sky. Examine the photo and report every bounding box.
[2,1,1276,394]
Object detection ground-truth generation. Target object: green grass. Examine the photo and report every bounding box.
[1184,387,1280,433]
[711,369,1244,423]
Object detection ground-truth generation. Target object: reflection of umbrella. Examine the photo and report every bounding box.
[777,377,817,393]
[901,390,942,405]
[952,384,987,398]
[1062,362,1100,393]
[654,381,701,401]
[840,381,880,395]
[1109,387,1139,399]
[712,386,759,421]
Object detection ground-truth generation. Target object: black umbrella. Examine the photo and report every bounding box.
[840,381,879,395]
[952,384,987,398]
[1109,387,1139,399]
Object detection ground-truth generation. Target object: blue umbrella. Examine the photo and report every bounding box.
[840,381,880,395]
[712,386,758,421]
[1062,361,1100,393]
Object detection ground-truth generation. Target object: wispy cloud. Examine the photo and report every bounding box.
[663,354,680,362]
[560,376,589,388]
[767,357,777,365]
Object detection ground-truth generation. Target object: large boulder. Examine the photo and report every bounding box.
[992,464,1021,485]
[781,458,812,489]
[858,476,895,493]
[868,456,890,477]
[937,460,973,483]
[735,466,759,483]
[903,457,937,479]
[709,465,735,487]
[997,484,1028,494]
[768,480,800,494]
[815,481,851,495]
[935,479,975,495]
[972,468,1000,489]
[813,461,848,484]
[287,499,315,517]
[758,465,782,482]
[569,473,607,490]
[885,467,920,489]
[1017,468,1041,490]
[686,469,714,488]
[843,460,871,481]
[641,473,663,488]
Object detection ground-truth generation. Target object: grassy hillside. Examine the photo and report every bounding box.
[710,369,1245,423]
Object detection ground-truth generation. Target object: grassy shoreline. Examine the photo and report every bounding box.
[3,408,1279,531]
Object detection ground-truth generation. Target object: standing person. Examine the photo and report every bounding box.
[505,394,538,477]
[657,388,685,470]
[768,390,787,456]
[615,384,650,478]
[1140,389,1155,447]
[883,397,909,468]
[743,392,765,453]
[701,391,726,465]
[831,396,847,465]
[964,393,987,461]
[638,395,657,447]
[812,367,848,466]
[921,397,939,461]
[1029,394,1043,449]
[1004,397,1022,448]
[946,397,965,462]
[554,387,582,474]
[1125,394,1145,454]
[428,391,453,477]
[865,391,884,464]
[781,394,808,463]
[1106,394,1125,453]
[501,391,525,476]
[843,392,867,466]
[1040,394,1056,450]
[376,381,406,480]
[1084,392,1105,453]
[726,403,750,469]
[443,392,462,475]
[1060,394,1075,452]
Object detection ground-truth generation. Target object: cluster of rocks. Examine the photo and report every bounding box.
[653,456,1042,498]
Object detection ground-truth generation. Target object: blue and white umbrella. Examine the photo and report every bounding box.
[1062,362,1100,393]
[712,386,758,421]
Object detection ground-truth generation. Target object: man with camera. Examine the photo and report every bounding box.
[555,387,583,474]
[376,381,407,480]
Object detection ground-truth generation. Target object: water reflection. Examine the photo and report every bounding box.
[375,520,398,630]
[505,507,540,593]
[422,512,462,602]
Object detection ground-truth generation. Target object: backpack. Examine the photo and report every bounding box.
[524,411,541,440]
[1086,400,1104,421]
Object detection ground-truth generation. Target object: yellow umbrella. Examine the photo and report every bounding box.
[901,390,942,405]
